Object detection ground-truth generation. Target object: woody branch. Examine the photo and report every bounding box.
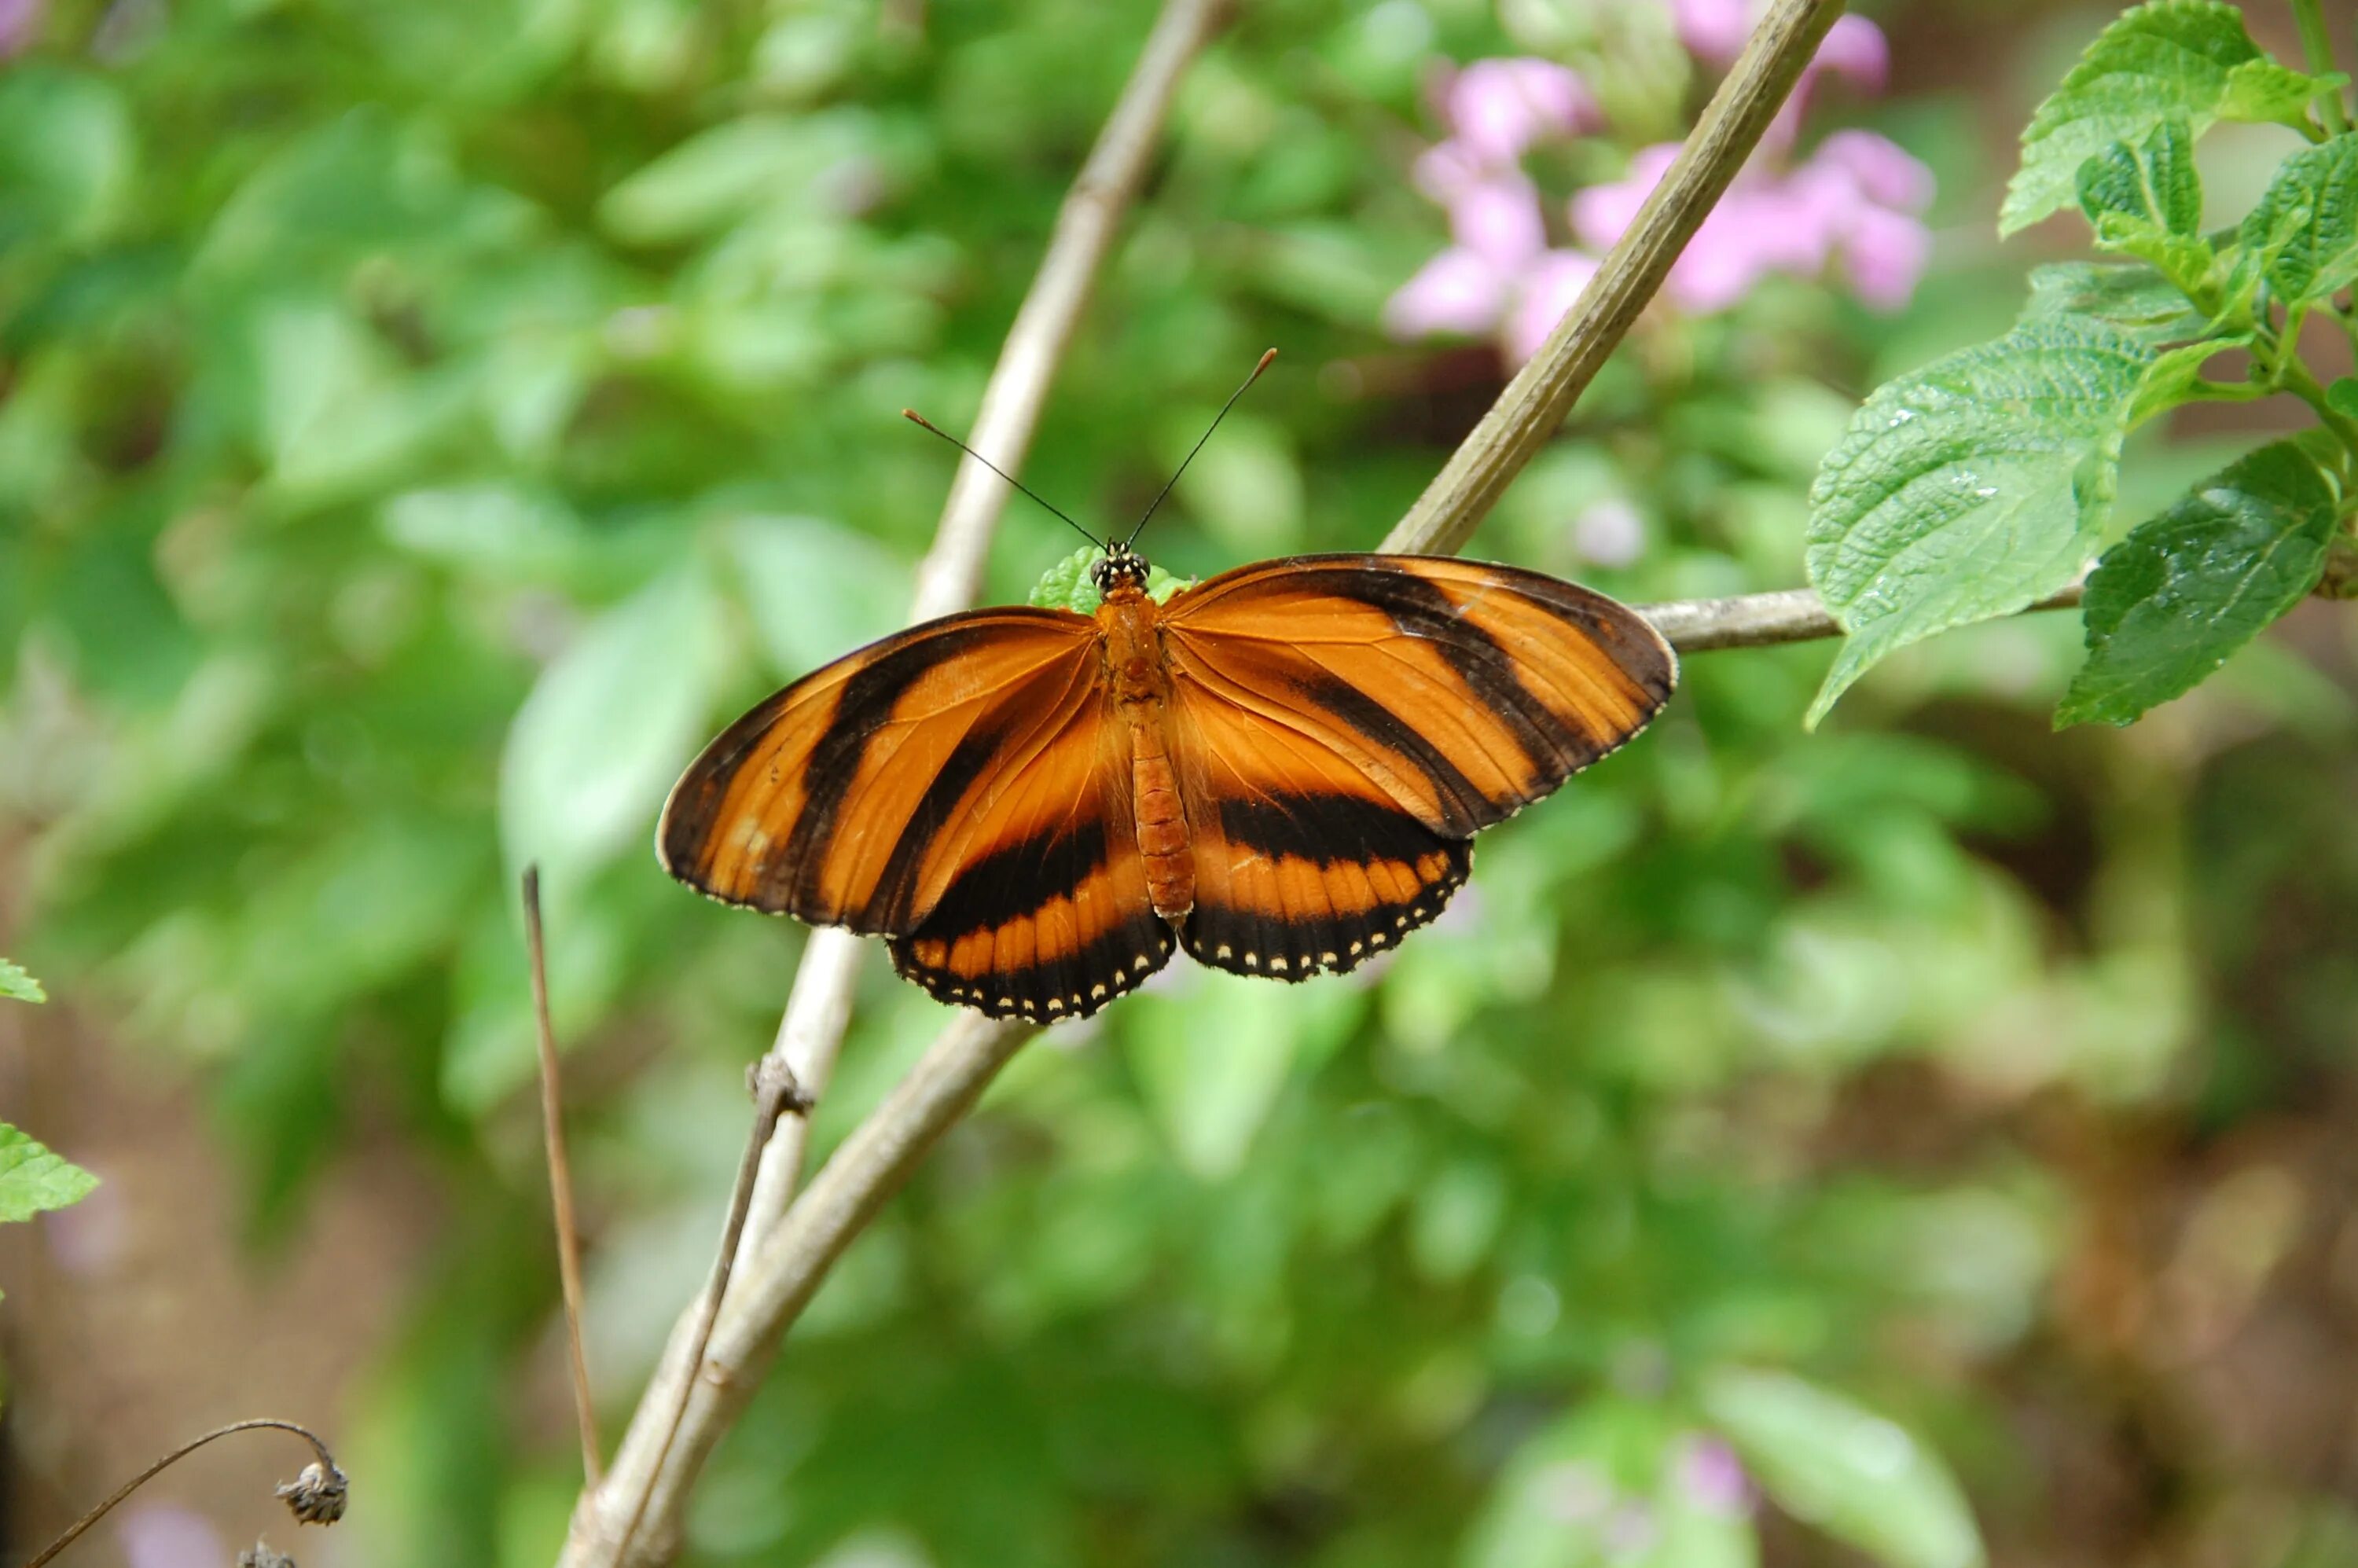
[553,0,1234,1562]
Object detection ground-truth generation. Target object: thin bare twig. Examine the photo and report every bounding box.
[1639,580,2084,652]
[555,2,1230,1562]
[611,1058,810,1562]
[523,866,602,1488]
[1383,0,1848,556]
[24,1419,344,1568]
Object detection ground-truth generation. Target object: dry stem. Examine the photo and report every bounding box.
[524,865,602,1487]
[24,1419,343,1568]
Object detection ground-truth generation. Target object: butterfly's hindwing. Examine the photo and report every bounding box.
[1166,678,1475,980]
[888,703,1174,1021]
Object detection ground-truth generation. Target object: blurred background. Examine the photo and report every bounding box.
[5,0,2357,1563]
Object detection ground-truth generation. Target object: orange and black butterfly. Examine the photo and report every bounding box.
[659,364,1675,1022]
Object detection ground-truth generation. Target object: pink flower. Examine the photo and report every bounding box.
[1451,174,1546,267]
[1413,139,1489,204]
[1505,250,1601,362]
[1385,247,1512,340]
[1385,175,1547,340]
[1571,498,1647,567]
[1666,4,1890,149]
[1670,0,1885,85]
[1677,1436,1754,1515]
[1813,127,1936,213]
[1570,144,1677,254]
[1445,58,1599,166]
[1840,203,1933,309]
[1812,14,1890,94]
[1667,0,1751,64]
[1387,175,1605,364]
[0,0,44,54]
[1570,130,1933,314]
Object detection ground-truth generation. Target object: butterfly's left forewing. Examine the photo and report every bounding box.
[660,608,1173,1019]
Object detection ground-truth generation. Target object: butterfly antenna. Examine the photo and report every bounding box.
[902,410,1103,551]
[1125,348,1278,549]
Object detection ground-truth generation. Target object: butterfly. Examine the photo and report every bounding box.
[658,363,1677,1023]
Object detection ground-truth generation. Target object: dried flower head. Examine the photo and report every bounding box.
[276,1461,349,1526]
[240,1541,297,1568]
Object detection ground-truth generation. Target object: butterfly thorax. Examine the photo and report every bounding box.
[1096,572,1195,921]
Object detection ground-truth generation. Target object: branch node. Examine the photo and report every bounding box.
[749,1054,814,1118]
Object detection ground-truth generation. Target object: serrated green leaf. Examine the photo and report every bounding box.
[2132,332,2248,422]
[2058,440,2340,726]
[0,1122,99,1224]
[2238,135,2358,307]
[1805,319,2158,726]
[2220,58,2349,124]
[1702,1369,1985,1568]
[2001,1,2335,236]
[2091,213,2215,296]
[0,958,42,1004]
[1026,545,1193,614]
[1028,545,1100,612]
[2077,119,2202,238]
[2079,121,2213,297]
[2327,377,2358,423]
[2018,261,2206,343]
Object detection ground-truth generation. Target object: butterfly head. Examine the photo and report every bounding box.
[1091,545,1151,598]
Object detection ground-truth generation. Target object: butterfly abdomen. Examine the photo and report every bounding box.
[1100,582,1196,921]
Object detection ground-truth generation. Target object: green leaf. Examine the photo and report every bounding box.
[0,68,136,246]
[2238,135,2358,308]
[0,958,43,1004]
[1702,1369,1985,1568]
[1028,545,1100,612]
[2077,120,2212,293]
[2018,261,2205,343]
[2058,440,2341,726]
[2077,119,2202,238]
[1805,319,2158,726]
[0,1122,99,1224]
[1125,975,1362,1180]
[720,513,909,680]
[1025,545,1192,614]
[2327,376,2358,423]
[599,109,888,245]
[2219,58,2350,124]
[499,568,728,912]
[2001,1,2337,236]
[2132,333,2248,423]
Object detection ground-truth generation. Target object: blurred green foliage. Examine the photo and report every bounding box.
[5,1,2357,1566]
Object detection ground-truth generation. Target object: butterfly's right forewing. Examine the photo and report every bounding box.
[1156,553,1674,982]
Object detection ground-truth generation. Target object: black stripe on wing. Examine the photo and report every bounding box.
[1181,791,1472,982]
[889,815,1176,1023]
